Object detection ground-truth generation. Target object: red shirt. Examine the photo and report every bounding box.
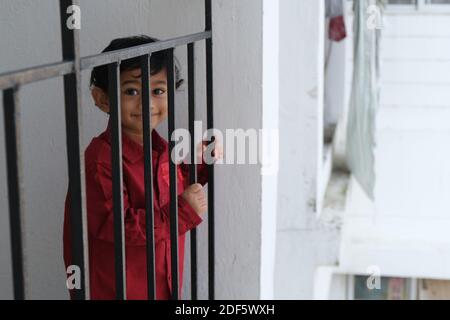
[63,120,207,299]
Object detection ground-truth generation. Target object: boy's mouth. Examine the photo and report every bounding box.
[132,113,160,117]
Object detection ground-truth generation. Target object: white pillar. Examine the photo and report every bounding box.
[276,0,332,299]
[212,0,279,299]
[260,0,280,300]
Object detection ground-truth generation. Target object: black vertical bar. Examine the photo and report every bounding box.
[59,0,89,300]
[187,43,198,300]
[167,49,180,300]
[108,62,127,300]
[141,55,156,300]
[3,88,25,300]
[205,0,215,301]
[205,0,212,31]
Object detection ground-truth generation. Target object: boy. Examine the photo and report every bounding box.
[63,35,222,300]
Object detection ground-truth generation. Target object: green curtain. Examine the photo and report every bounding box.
[346,0,385,200]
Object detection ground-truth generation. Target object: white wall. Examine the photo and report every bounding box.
[260,0,279,300]
[275,0,342,299]
[0,0,66,300]
[340,10,450,281]
[0,0,275,300]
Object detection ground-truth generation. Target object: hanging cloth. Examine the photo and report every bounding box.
[346,0,385,200]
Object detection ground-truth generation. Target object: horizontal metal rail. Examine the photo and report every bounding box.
[0,31,211,91]
[80,31,212,70]
[0,61,74,90]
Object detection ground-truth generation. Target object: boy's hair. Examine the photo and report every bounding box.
[90,35,184,93]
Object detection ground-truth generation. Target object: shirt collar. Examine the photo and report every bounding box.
[103,118,167,163]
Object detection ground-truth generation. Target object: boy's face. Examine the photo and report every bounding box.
[120,68,168,139]
[92,67,168,143]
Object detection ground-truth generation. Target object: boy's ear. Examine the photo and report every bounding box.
[91,86,110,113]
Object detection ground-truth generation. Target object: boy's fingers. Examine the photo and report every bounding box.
[190,183,203,193]
[195,183,203,189]
[197,191,206,199]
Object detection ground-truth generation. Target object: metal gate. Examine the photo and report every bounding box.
[0,0,215,300]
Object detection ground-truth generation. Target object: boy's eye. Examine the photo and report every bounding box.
[152,88,166,95]
[124,88,139,96]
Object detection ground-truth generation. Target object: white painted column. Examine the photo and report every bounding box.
[275,0,335,299]
[260,0,280,300]
[209,0,279,299]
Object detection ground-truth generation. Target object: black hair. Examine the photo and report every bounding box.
[90,35,184,93]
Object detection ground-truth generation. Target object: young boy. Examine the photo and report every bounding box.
[63,35,222,300]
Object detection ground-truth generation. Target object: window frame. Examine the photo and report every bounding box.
[346,275,419,300]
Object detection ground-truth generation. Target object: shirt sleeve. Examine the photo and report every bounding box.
[159,195,203,236]
[87,162,202,246]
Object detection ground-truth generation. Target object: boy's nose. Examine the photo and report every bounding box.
[151,106,162,117]
[141,104,155,111]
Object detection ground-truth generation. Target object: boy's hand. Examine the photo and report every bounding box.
[197,136,224,165]
[181,183,207,216]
